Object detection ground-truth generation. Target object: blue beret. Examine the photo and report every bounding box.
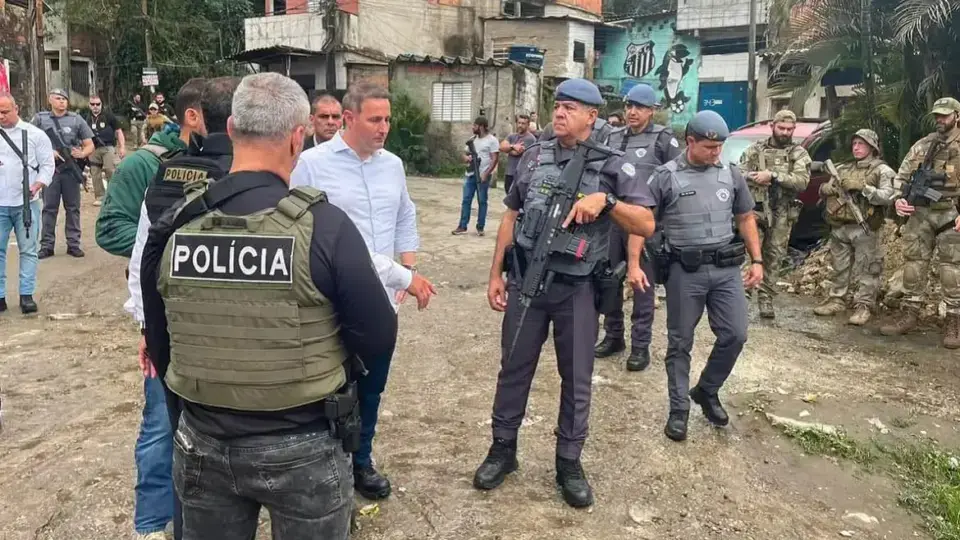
[625,84,658,107]
[686,111,730,141]
[555,78,604,106]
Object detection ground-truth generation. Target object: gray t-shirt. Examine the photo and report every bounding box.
[466,134,499,179]
[505,131,538,176]
[31,111,94,148]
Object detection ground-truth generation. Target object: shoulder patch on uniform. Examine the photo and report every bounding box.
[169,233,295,285]
[621,163,636,177]
[164,167,209,183]
[669,138,679,148]
[716,188,731,202]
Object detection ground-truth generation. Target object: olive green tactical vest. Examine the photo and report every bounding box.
[157,184,348,412]
[748,144,798,212]
[824,158,886,230]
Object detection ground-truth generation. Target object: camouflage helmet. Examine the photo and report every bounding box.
[852,128,881,154]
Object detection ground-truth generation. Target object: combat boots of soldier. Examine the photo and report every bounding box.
[848,305,872,326]
[473,438,518,490]
[555,456,593,508]
[880,309,919,336]
[664,410,689,442]
[814,298,845,317]
[758,296,775,319]
[626,347,650,372]
[943,314,960,349]
[689,386,729,427]
[594,335,625,358]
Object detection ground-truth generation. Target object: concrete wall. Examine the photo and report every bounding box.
[347,64,389,88]
[484,19,590,79]
[756,60,856,120]
[246,12,331,51]
[676,0,770,31]
[555,0,602,16]
[699,52,760,82]
[392,62,538,141]
[353,0,500,58]
[594,15,700,126]
[249,0,501,59]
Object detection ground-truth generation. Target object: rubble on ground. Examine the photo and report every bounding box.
[784,222,946,320]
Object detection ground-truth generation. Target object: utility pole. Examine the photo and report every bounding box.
[61,0,70,97]
[28,0,46,114]
[143,0,154,94]
[747,0,758,123]
[861,0,875,129]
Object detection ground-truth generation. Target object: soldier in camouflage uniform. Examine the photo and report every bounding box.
[739,110,812,318]
[813,129,896,325]
[881,97,960,348]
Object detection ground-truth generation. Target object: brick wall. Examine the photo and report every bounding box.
[347,65,389,88]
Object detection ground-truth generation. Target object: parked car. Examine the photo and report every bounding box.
[721,118,835,250]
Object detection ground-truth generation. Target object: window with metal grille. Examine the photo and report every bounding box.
[432,82,472,122]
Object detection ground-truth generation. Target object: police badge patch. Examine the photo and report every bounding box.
[635,148,647,159]
[716,188,731,202]
[621,163,636,177]
[169,233,296,285]
[670,138,679,148]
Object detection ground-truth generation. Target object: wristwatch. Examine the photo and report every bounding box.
[402,264,418,274]
[600,193,618,216]
[752,259,763,265]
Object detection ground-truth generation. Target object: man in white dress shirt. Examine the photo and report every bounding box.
[0,92,55,314]
[291,81,436,501]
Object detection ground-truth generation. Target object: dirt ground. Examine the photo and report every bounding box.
[1,176,958,540]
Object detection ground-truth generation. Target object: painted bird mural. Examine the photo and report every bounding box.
[655,44,693,114]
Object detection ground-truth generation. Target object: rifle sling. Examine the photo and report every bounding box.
[0,128,39,174]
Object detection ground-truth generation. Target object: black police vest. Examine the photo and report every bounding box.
[145,155,228,223]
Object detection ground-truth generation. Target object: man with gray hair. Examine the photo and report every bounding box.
[140,72,397,540]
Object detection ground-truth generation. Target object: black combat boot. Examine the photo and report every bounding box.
[664,410,689,442]
[555,456,594,508]
[353,465,391,500]
[66,247,85,258]
[626,347,650,372]
[473,438,518,490]
[0,298,6,312]
[689,386,729,426]
[19,295,37,314]
[594,335,625,358]
[37,248,53,259]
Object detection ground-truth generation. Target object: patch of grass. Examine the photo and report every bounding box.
[890,415,918,429]
[782,426,879,465]
[780,425,960,539]
[883,444,960,540]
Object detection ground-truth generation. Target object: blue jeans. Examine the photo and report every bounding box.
[458,174,489,231]
[355,347,395,469]
[134,376,175,534]
[0,201,41,299]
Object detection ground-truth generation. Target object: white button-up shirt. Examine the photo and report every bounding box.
[291,132,419,309]
[0,120,55,207]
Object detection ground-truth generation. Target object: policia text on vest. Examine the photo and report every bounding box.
[169,233,293,283]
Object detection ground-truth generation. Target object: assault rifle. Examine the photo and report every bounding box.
[21,131,31,238]
[466,136,482,181]
[901,141,946,206]
[44,127,88,191]
[824,159,869,233]
[504,137,621,360]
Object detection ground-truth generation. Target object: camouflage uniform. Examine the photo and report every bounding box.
[814,129,896,325]
[881,97,960,348]
[739,110,812,317]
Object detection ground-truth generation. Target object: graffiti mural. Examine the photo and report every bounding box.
[594,15,701,127]
[655,44,694,113]
[623,41,656,79]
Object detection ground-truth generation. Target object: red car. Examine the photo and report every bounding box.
[721,118,834,249]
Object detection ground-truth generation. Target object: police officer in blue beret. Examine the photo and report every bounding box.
[536,81,618,145]
[475,78,657,507]
[596,83,682,371]
[646,110,763,441]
